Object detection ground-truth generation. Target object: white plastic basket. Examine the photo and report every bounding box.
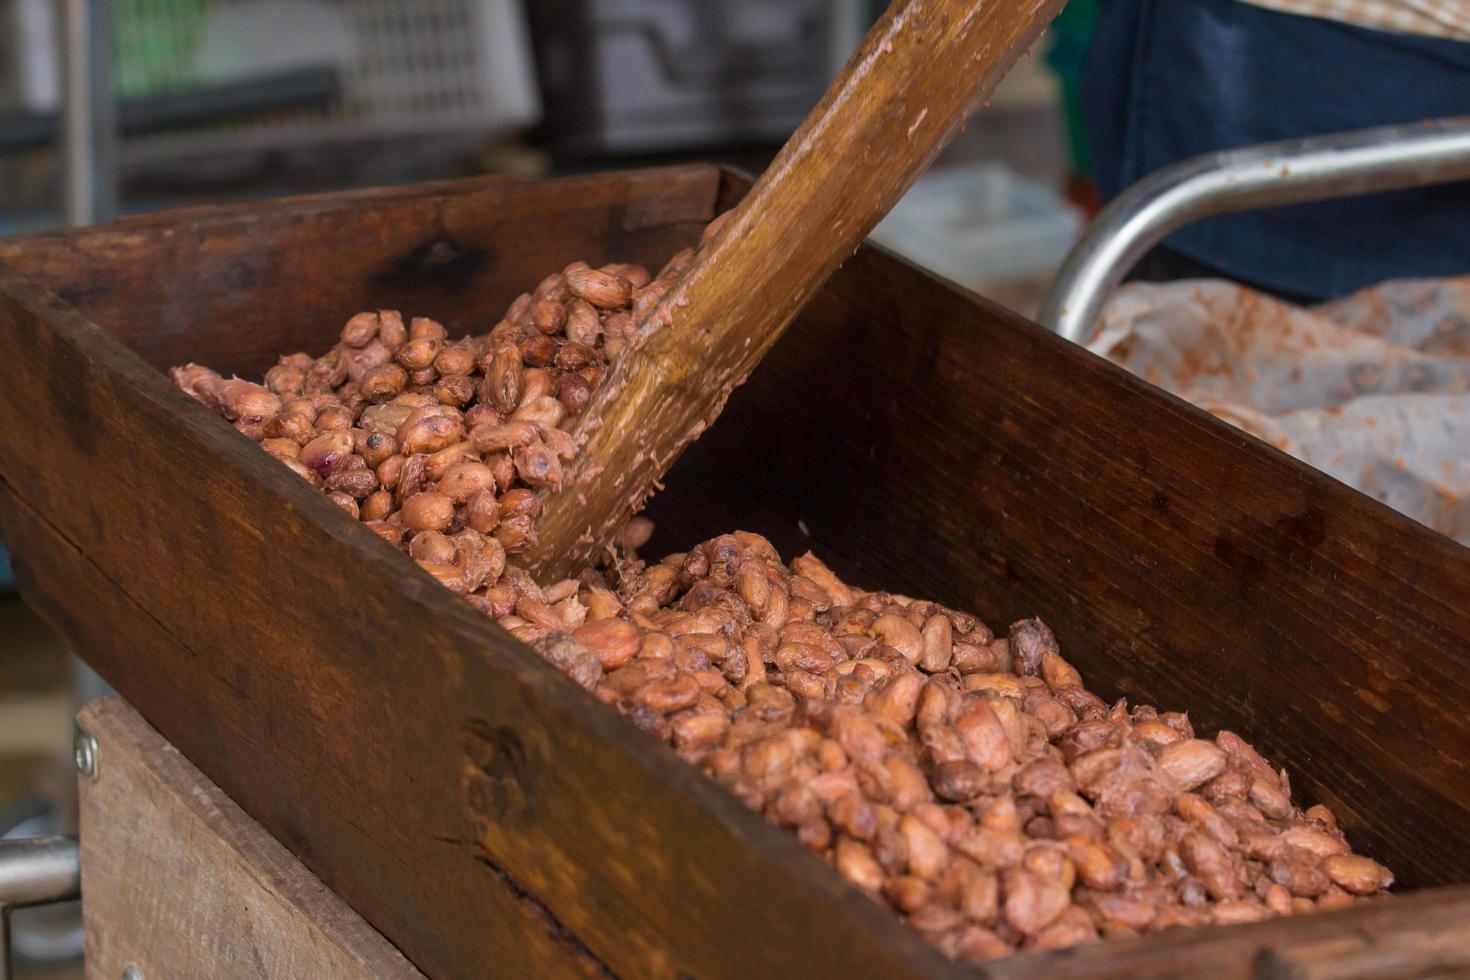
[4,0,540,155]
[871,163,1083,288]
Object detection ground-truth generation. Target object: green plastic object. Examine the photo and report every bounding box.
[111,0,210,98]
[1045,0,1099,178]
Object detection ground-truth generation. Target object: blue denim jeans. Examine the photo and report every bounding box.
[1083,0,1470,301]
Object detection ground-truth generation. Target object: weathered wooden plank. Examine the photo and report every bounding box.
[530,0,1066,576]
[1,485,598,979]
[78,696,427,980]
[983,887,1470,978]
[0,165,720,378]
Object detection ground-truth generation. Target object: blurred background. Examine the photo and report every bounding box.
[0,2,1094,974]
[0,0,1095,284]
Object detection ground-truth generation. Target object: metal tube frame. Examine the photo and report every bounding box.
[62,0,117,733]
[0,837,81,980]
[1038,116,1470,344]
[61,0,119,227]
[0,9,109,978]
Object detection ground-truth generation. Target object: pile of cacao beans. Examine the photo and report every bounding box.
[172,241,697,590]
[563,540,1393,959]
[172,236,1392,962]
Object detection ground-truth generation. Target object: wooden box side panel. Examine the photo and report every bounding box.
[0,253,950,978]
[647,246,1470,889]
[79,696,427,980]
[994,884,1470,978]
[0,166,719,377]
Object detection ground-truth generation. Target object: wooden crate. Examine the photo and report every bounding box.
[2,166,1470,977]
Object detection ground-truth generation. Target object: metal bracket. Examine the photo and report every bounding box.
[1037,116,1470,344]
[0,836,81,980]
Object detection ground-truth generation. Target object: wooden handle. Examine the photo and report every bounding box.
[527,0,1065,580]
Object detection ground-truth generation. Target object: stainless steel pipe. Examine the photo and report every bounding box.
[61,0,118,227]
[0,836,80,980]
[0,836,79,909]
[10,6,101,969]
[1038,117,1470,344]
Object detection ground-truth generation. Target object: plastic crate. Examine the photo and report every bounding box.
[5,0,540,152]
[528,0,834,155]
[871,162,1083,288]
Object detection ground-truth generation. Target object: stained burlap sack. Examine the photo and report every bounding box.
[1090,277,1470,544]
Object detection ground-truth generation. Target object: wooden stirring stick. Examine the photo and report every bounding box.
[527,0,1065,581]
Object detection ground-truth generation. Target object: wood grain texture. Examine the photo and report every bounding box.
[0,179,954,979]
[529,0,1067,579]
[643,233,1470,893]
[0,472,598,980]
[983,887,1470,978]
[78,696,426,980]
[0,165,718,379]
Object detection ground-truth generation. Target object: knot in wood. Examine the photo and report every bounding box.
[463,721,533,823]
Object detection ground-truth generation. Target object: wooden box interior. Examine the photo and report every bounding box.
[4,164,1470,977]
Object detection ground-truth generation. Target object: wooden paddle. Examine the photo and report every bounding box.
[527,0,1066,581]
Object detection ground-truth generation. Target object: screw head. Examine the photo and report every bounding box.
[123,965,143,980]
[74,723,99,782]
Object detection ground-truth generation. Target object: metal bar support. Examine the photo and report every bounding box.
[1038,116,1470,344]
[61,0,120,708]
[0,836,81,980]
[6,8,100,974]
[61,0,119,227]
